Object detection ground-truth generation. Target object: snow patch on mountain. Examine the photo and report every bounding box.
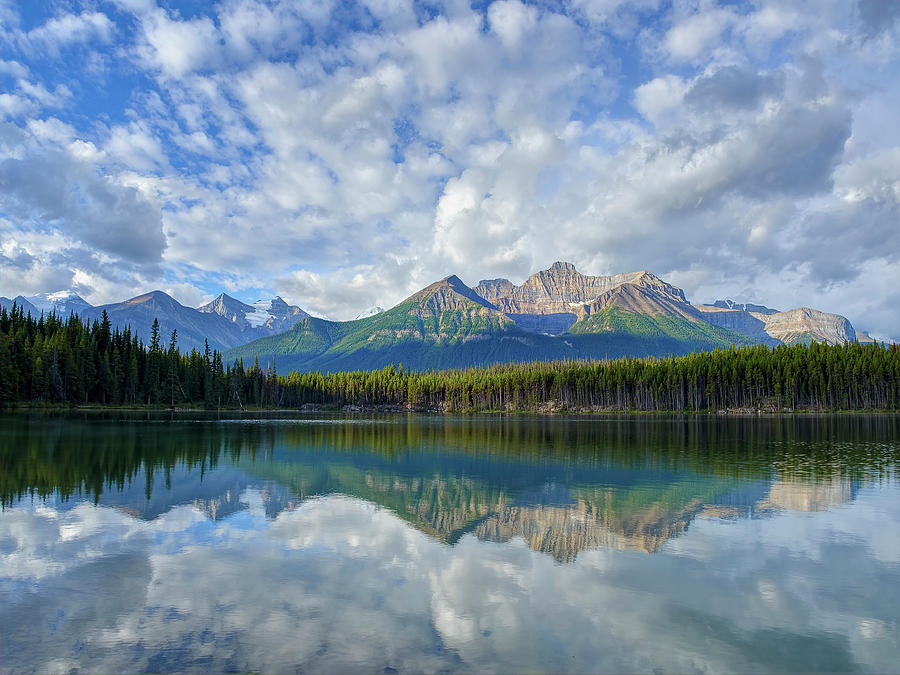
[355,306,385,319]
[246,300,273,327]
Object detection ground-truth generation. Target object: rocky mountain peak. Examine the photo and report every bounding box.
[127,290,179,307]
[548,261,577,273]
[202,293,249,316]
[474,263,691,317]
[405,275,503,318]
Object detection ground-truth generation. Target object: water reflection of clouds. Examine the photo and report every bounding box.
[2,488,899,673]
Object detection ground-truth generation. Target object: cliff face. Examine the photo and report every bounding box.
[699,302,858,346]
[754,307,856,345]
[473,262,647,314]
[581,281,702,322]
[696,305,781,345]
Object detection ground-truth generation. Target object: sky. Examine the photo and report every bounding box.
[0,0,898,340]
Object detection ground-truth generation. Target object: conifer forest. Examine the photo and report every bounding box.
[1,303,897,413]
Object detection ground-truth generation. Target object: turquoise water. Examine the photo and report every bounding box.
[1,413,898,673]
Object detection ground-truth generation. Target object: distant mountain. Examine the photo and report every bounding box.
[474,262,755,349]
[755,307,856,346]
[198,293,308,334]
[0,295,39,316]
[88,291,249,352]
[711,299,779,315]
[26,290,93,317]
[9,262,874,372]
[697,301,857,346]
[0,288,312,354]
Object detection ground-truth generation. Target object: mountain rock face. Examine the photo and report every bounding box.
[411,275,504,319]
[699,301,857,346]
[579,279,700,322]
[474,262,693,334]
[755,307,856,345]
[198,293,308,334]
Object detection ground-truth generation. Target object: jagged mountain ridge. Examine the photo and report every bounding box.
[89,291,249,353]
[474,262,692,335]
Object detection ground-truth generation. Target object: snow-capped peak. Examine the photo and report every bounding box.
[355,306,385,320]
[27,290,91,314]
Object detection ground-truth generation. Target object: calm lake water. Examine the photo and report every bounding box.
[1,412,899,674]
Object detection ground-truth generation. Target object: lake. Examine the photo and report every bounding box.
[1,412,899,673]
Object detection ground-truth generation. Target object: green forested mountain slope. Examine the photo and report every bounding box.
[224,274,759,373]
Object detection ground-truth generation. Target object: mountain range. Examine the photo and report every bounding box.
[1,261,878,371]
[0,290,308,352]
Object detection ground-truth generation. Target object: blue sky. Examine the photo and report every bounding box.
[1,0,898,339]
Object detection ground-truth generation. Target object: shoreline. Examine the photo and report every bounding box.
[2,402,897,416]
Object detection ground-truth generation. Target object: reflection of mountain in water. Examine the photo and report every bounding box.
[760,476,855,513]
[475,500,701,559]
[1,412,895,561]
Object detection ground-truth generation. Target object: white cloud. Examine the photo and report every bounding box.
[137,9,221,78]
[19,11,114,55]
[633,74,688,126]
[665,6,736,63]
[0,58,28,77]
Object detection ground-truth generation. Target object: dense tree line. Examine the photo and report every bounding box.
[1,302,898,411]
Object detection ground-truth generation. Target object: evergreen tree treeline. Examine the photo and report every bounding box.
[1,303,898,412]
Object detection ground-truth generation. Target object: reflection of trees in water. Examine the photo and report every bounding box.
[1,412,896,559]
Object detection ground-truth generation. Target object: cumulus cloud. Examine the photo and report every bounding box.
[664,6,736,63]
[0,152,165,265]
